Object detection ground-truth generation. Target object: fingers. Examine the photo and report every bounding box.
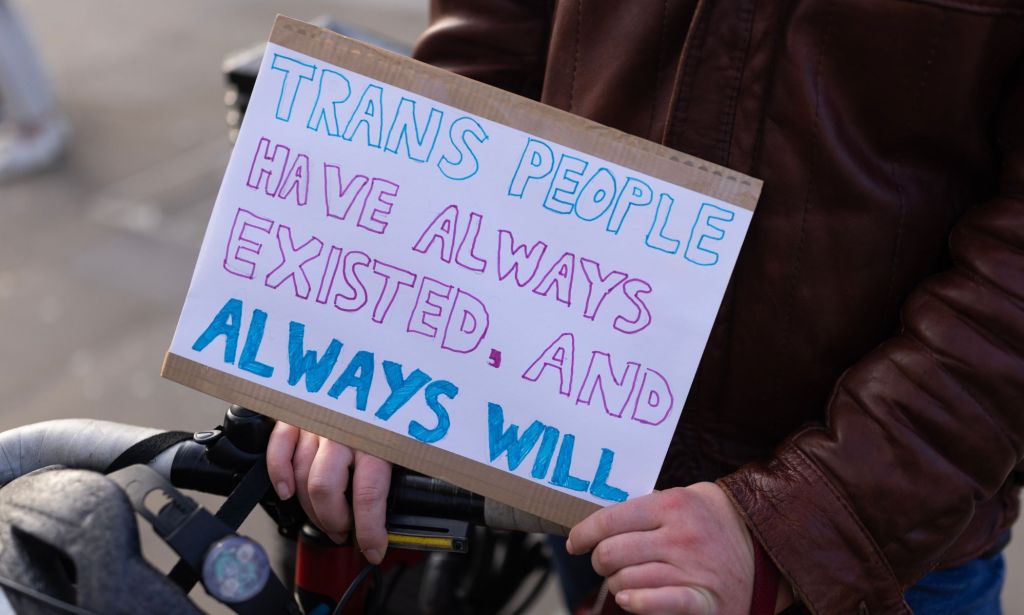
[352,452,392,564]
[266,422,300,500]
[590,531,665,577]
[291,429,322,528]
[606,562,689,595]
[306,437,355,543]
[264,424,393,561]
[615,586,712,615]
[567,493,661,555]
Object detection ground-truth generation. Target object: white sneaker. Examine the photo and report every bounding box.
[0,116,70,182]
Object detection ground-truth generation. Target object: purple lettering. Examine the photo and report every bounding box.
[264,225,324,299]
[496,229,547,287]
[223,208,273,279]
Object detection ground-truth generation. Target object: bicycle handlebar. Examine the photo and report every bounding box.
[0,419,168,486]
[0,416,570,536]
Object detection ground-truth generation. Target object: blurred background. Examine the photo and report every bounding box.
[0,1,1017,613]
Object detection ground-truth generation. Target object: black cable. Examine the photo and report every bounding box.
[370,563,407,615]
[0,575,99,615]
[332,564,379,615]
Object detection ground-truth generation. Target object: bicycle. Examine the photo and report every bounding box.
[0,405,569,614]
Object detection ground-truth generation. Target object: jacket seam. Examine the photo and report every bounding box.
[792,447,910,614]
[646,0,670,138]
[749,1,796,173]
[775,0,835,410]
[883,160,908,319]
[716,0,756,166]
[662,0,710,145]
[568,0,582,113]
[881,8,938,318]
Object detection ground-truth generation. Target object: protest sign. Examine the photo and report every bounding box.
[164,16,762,527]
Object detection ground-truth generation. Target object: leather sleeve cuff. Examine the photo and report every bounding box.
[718,441,912,615]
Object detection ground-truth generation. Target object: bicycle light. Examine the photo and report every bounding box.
[202,535,271,603]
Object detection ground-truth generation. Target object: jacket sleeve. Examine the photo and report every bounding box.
[412,0,552,100]
[719,68,1024,614]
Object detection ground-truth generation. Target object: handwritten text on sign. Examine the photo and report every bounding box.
[170,42,753,507]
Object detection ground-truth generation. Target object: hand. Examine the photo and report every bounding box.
[566,482,755,615]
[266,421,392,564]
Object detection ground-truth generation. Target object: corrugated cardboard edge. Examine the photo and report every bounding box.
[163,353,599,528]
[268,15,762,212]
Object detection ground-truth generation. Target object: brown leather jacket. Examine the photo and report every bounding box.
[414,1,1024,613]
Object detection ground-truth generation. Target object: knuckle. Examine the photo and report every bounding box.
[306,475,337,500]
[675,488,695,510]
[292,463,311,483]
[662,488,687,510]
[353,484,385,508]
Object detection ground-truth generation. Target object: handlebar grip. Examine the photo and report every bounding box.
[0,419,163,487]
[483,500,570,536]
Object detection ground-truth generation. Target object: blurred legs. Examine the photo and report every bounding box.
[0,0,69,181]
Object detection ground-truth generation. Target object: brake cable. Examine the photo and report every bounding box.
[0,574,100,615]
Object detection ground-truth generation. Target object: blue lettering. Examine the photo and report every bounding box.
[287,321,342,393]
[508,138,554,197]
[192,298,243,364]
[306,69,352,136]
[543,154,588,215]
[574,167,617,222]
[327,350,375,409]
[589,448,629,502]
[342,84,385,148]
[487,402,544,471]
[411,380,456,443]
[606,177,654,234]
[438,116,488,180]
[550,434,590,492]
[684,202,735,266]
[270,54,315,122]
[376,360,431,421]
[530,426,560,480]
[238,308,274,378]
[645,193,682,254]
[385,97,444,163]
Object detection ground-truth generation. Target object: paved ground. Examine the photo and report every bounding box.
[0,1,1019,613]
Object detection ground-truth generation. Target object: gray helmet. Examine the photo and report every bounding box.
[0,467,202,614]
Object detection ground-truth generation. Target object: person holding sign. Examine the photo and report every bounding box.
[265,2,1024,614]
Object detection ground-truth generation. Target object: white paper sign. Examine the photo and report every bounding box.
[169,30,756,511]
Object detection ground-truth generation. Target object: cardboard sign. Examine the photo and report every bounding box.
[164,16,761,527]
